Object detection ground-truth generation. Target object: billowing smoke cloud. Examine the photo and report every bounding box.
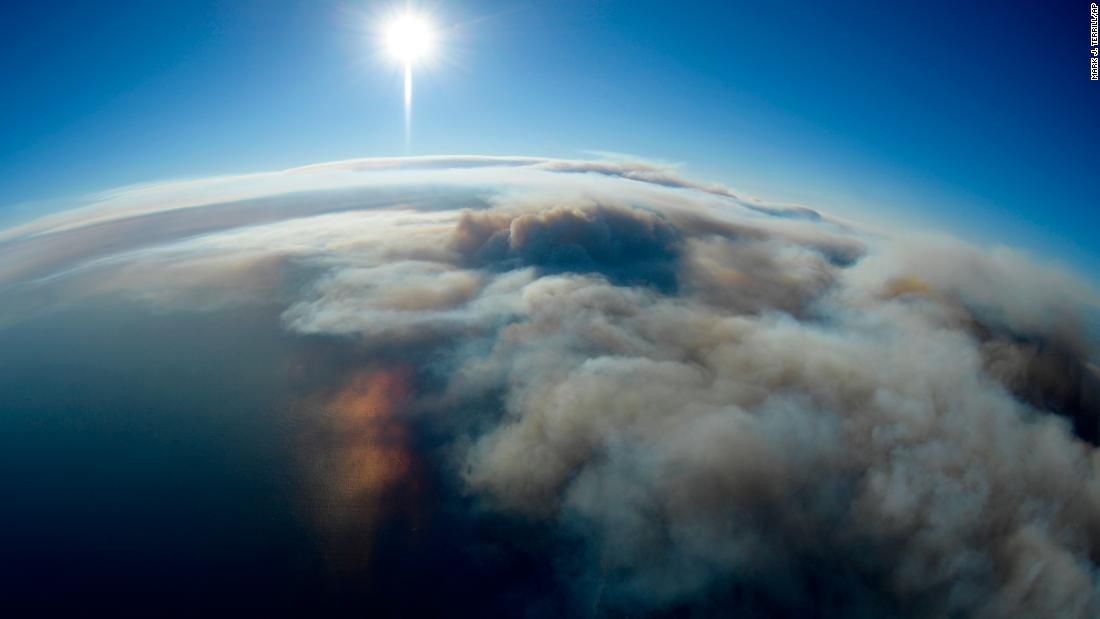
[451,205,683,291]
[1,156,1098,616]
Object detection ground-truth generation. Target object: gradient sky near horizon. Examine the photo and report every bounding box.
[1,0,1097,278]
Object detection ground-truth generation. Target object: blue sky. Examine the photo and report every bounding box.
[1,0,1097,278]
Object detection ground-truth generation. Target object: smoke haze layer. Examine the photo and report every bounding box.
[1,157,1097,617]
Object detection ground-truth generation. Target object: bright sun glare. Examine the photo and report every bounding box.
[384,14,434,64]
[381,11,436,153]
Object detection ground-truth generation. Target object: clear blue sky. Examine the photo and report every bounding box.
[1,0,1097,277]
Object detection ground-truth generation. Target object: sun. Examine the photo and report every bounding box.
[379,10,437,153]
[384,13,434,64]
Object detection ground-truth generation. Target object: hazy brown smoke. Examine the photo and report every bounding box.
[1,157,1097,616]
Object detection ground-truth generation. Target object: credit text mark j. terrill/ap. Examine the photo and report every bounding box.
[1091,3,1099,79]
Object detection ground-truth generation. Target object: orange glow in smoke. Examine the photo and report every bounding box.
[300,365,427,572]
[325,367,413,502]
